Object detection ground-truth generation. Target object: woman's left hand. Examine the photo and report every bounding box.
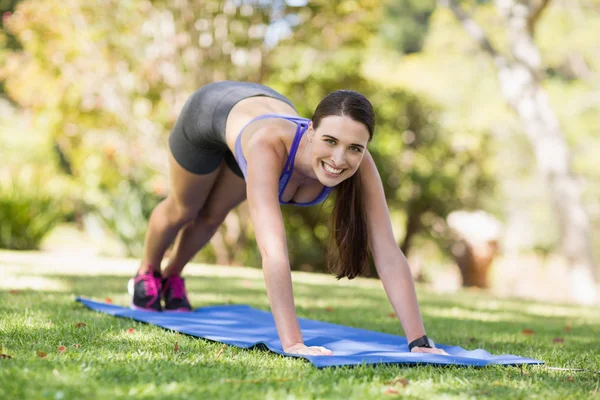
[411,346,449,355]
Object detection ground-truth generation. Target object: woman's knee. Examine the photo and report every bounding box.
[160,196,200,226]
[196,208,228,227]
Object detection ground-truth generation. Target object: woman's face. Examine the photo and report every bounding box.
[308,115,371,187]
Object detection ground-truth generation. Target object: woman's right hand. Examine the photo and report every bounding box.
[284,343,333,356]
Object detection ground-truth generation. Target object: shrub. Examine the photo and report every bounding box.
[88,177,162,258]
[0,167,70,250]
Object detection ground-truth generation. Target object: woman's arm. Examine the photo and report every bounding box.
[245,131,332,356]
[359,151,446,354]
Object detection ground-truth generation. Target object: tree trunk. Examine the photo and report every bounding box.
[443,0,597,303]
[452,239,498,288]
[400,208,422,255]
[447,210,502,288]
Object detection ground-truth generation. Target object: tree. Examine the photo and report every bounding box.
[267,1,495,276]
[1,0,497,277]
[0,0,284,258]
[380,0,436,54]
[440,0,598,303]
[0,0,23,96]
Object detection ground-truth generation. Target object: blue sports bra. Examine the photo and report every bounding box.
[234,114,333,206]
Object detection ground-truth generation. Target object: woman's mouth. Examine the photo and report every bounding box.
[321,161,344,177]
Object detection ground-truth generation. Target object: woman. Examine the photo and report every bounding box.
[129,81,447,356]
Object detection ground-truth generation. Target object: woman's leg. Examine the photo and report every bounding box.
[139,150,222,274]
[163,163,247,277]
[131,150,224,311]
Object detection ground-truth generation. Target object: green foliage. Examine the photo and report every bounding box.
[0,0,22,95]
[1,0,597,278]
[0,167,70,250]
[0,0,20,46]
[1,0,495,270]
[380,0,436,54]
[1,0,276,255]
[367,3,600,263]
[369,90,496,253]
[267,4,495,271]
[89,178,162,258]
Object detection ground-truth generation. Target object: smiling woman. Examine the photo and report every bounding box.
[128,80,447,357]
[306,92,374,282]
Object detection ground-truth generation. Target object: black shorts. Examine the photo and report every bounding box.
[168,81,295,177]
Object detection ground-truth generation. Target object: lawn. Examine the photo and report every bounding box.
[0,250,599,399]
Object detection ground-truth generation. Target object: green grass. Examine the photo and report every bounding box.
[0,252,599,399]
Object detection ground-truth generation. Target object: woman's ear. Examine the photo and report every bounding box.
[307,122,315,142]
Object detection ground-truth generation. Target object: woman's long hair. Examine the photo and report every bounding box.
[311,90,375,279]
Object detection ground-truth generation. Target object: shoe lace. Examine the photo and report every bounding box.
[143,275,160,297]
[167,276,186,299]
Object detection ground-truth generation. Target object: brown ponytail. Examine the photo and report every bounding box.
[327,171,370,279]
[312,90,375,280]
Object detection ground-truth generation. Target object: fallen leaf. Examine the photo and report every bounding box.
[216,344,226,358]
[384,378,409,387]
[325,307,334,312]
[75,322,87,328]
[174,342,179,352]
[73,344,81,349]
[566,376,575,382]
[553,337,564,344]
[384,387,399,394]
[469,337,476,343]
[388,312,396,318]
[127,328,136,334]
[9,290,17,294]
[565,324,571,333]
[105,298,113,304]
[58,346,67,353]
[522,329,535,335]
[37,351,47,358]
[0,354,13,359]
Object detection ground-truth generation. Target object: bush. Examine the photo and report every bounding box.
[0,167,70,250]
[87,176,162,258]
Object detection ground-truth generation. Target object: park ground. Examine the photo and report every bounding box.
[0,250,599,399]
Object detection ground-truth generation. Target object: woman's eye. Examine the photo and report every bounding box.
[325,139,336,145]
[350,146,362,153]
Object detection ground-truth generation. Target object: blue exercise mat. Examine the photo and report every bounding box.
[76,297,543,369]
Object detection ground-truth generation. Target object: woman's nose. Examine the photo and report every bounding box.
[332,150,345,166]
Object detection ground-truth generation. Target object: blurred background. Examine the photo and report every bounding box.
[0,0,598,305]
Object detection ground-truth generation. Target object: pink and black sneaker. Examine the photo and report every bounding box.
[129,270,163,312]
[162,275,192,312]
